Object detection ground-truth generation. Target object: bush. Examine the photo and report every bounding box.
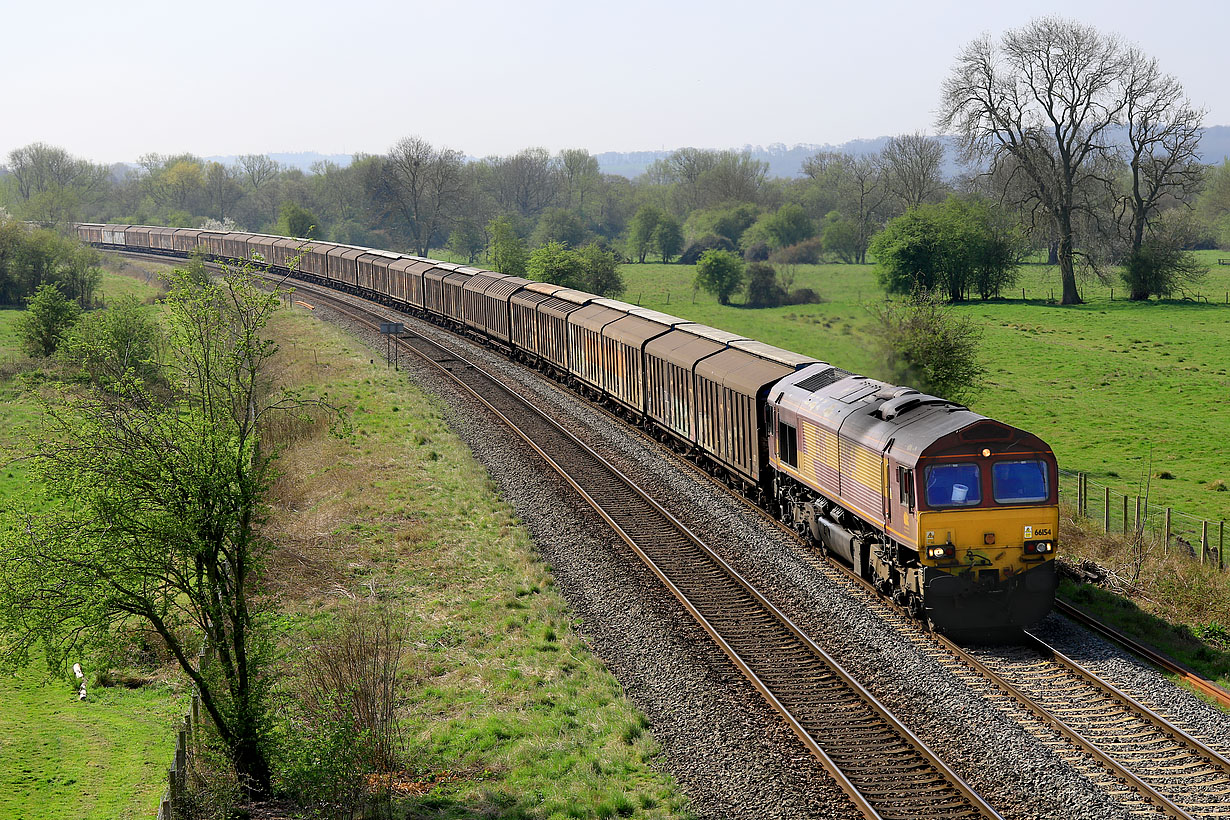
[743,241,770,262]
[787,287,821,305]
[278,609,407,817]
[745,262,786,307]
[679,234,735,265]
[867,292,984,402]
[16,282,80,357]
[771,237,824,265]
[694,250,745,305]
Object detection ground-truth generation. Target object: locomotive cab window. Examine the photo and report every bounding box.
[925,463,981,507]
[897,466,915,511]
[992,459,1049,504]
[778,421,798,468]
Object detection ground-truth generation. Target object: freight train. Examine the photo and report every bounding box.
[77,223,1059,641]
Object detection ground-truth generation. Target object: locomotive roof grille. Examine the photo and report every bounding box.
[794,367,853,392]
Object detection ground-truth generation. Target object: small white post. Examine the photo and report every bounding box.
[73,663,86,701]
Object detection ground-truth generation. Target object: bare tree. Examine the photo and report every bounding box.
[203,162,243,222]
[6,143,108,225]
[881,133,947,210]
[238,154,281,191]
[939,17,1131,304]
[1118,49,1205,296]
[487,147,558,218]
[382,136,464,256]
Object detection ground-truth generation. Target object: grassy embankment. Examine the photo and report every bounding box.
[0,261,185,820]
[259,294,687,817]
[616,252,1230,687]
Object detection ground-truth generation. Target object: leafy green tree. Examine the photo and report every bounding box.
[60,296,163,390]
[653,214,683,263]
[487,216,527,276]
[526,241,586,289]
[867,292,985,403]
[578,244,624,297]
[820,211,860,263]
[16,282,81,357]
[447,220,485,263]
[684,204,759,248]
[531,207,589,249]
[762,204,816,249]
[745,262,786,307]
[871,198,1022,301]
[627,205,663,263]
[0,262,344,798]
[694,249,746,305]
[276,201,319,238]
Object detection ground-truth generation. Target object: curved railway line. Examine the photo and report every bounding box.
[116,249,1230,817]
[273,273,1003,820]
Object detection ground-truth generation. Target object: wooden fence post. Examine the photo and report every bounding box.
[1103,487,1110,533]
[1202,520,1209,565]
[1165,508,1172,552]
[1123,495,1129,534]
[1078,473,1085,517]
[1220,522,1225,571]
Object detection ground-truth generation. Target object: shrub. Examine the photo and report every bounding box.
[678,234,735,265]
[743,241,770,262]
[867,292,984,402]
[745,262,786,308]
[694,250,745,305]
[771,237,824,265]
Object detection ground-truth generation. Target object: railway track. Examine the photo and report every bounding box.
[787,551,1230,820]
[950,633,1230,819]
[274,277,1003,820]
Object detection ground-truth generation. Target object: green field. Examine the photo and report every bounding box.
[0,262,184,820]
[617,252,1230,530]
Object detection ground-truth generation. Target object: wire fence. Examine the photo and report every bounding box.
[1058,469,1227,570]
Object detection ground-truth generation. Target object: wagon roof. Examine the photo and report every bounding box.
[675,323,748,345]
[644,328,727,369]
[603,314,673,347]
[570,303,627,332]
[696,347,795,397]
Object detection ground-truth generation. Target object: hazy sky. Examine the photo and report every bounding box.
[5,0,1227,165]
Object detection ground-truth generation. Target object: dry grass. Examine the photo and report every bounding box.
[1059,508,1230,685]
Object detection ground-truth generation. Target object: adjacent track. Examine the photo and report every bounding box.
[936,632,1230,819]
[1055,599,1230,711]
[275,278,1003,820]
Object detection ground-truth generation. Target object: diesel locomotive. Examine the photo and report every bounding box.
[77,223,1059,641]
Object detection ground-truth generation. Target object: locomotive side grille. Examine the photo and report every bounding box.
[795,367,852,393]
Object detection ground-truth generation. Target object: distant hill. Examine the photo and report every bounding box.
[201,127,1230,180]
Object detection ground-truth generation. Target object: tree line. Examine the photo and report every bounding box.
[1,17,1221,306]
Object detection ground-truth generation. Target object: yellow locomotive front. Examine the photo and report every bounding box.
[901,434,1060,639]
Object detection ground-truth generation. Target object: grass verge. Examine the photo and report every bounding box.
[258,300,688,818]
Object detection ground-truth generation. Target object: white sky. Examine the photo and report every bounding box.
[4,0,1227,165]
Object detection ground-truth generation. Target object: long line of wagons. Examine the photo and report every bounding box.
[78,223,1060,641]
